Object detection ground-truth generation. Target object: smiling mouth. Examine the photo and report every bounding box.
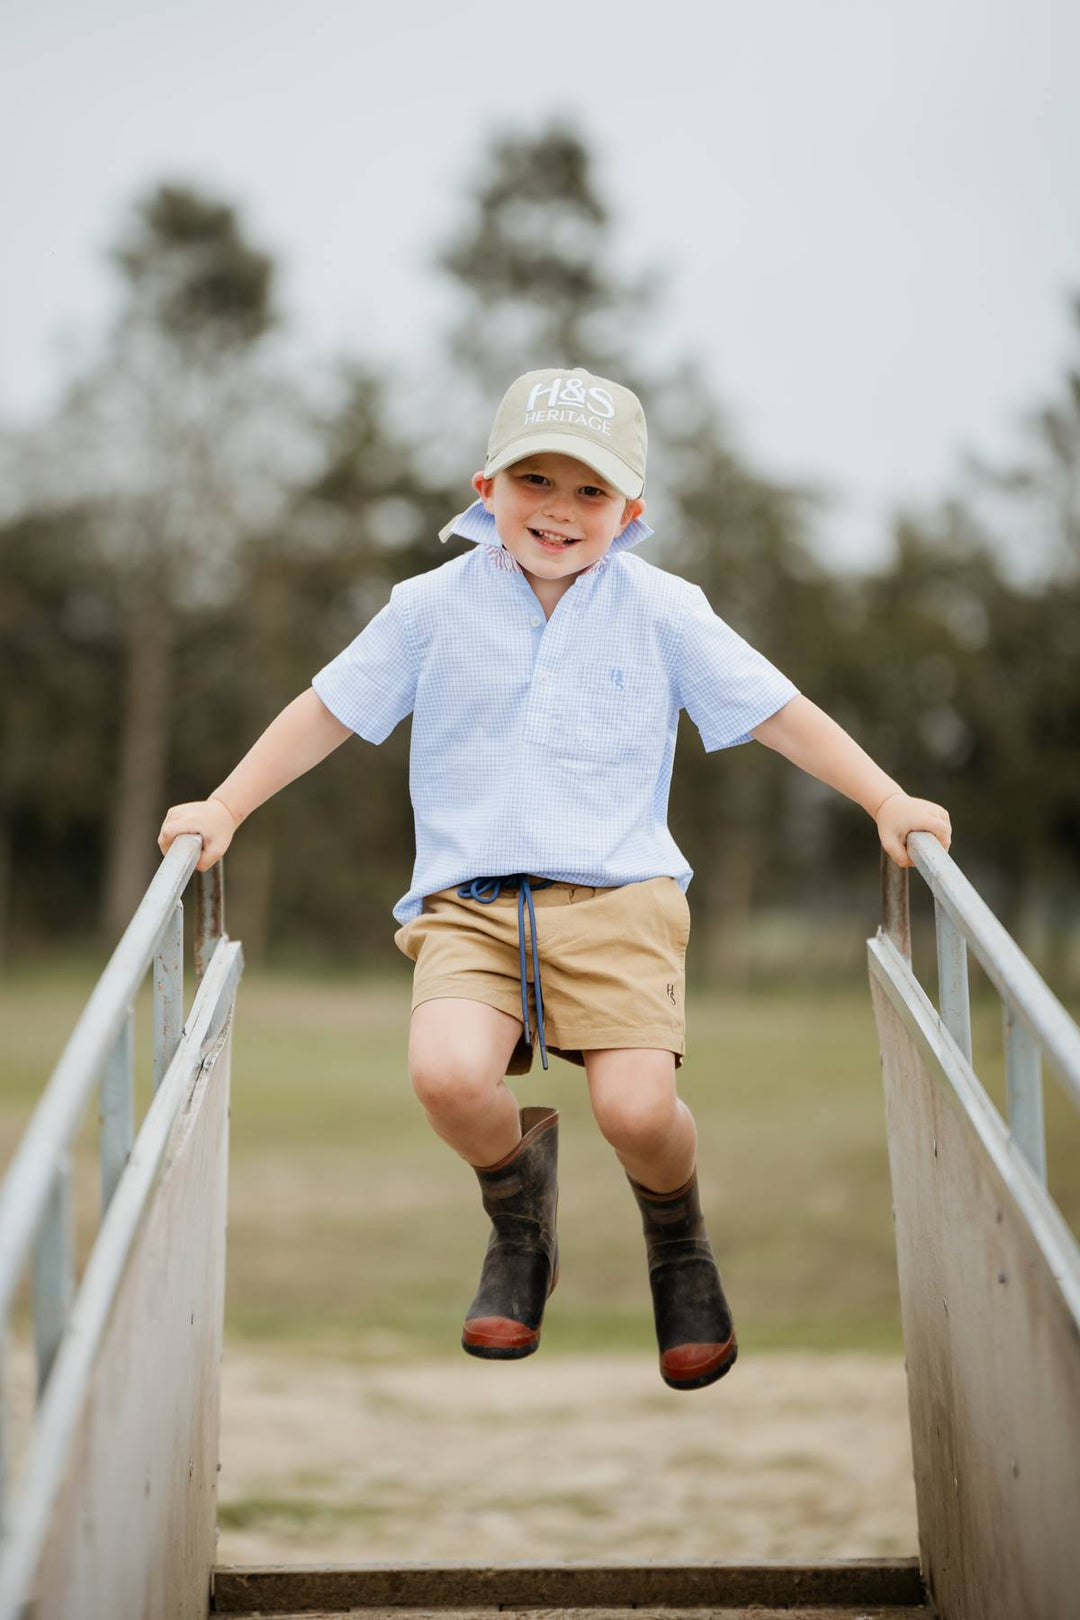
[529,527,581,548]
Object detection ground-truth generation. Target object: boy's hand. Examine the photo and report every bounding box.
[158,797,238,872]
[875,791,952,869]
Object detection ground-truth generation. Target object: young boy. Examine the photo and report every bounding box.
[159,366,952,1393]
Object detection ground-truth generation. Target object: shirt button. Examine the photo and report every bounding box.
[530,615,542,628]
[538,672,549,683]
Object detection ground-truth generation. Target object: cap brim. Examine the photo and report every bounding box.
[485,433,644,499]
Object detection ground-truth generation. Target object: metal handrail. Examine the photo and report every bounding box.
[0,934,242,1619]
[881,830,1080,1182]
[0,836,230,1531]
[0,838,202,1321]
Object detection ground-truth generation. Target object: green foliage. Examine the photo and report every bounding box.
[438,119,656,391]
[111,181,276,353]
[0,506,121,946]
[0,129,1077,987]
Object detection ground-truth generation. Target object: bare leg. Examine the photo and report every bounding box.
[408,997,526,1167]
[583,1048,697,1191]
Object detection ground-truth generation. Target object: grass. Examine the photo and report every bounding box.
[2,956,1078,1359]
[218,1495,393,1530]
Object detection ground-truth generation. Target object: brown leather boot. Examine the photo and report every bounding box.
[462,1105,559,1359]
[626,1166,738,1390]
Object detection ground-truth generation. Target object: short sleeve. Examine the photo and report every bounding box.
[676,584,799,751]
[311,585,418,744]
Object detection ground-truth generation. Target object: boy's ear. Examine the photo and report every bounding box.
[472,470,496,510]
[618,496,645,532]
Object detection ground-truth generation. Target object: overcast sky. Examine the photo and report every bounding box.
[3,0,1078,573]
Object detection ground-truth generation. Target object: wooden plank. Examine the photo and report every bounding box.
[255,1609,929,1620]
[211,1558,925,1612]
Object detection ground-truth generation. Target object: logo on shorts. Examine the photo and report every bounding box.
[667,983,677,1006]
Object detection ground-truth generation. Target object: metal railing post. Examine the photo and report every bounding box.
[934,900,973,1063]
[1004,999,1048,1185]
[194,864,223,983]
[154,900,184,1094]
[881,848,910,961]
[100,1009,134,1214]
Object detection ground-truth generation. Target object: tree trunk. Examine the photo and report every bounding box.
[102,590,172,945]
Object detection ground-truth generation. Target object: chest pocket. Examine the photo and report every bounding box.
[565,664,660,764]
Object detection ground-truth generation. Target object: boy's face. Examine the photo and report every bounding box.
[472,452,645,583]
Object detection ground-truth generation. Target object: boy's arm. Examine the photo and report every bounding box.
[158,688,353,871]
[750,695,951,868]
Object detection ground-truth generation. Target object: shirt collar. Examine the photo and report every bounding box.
[437,499,654,576]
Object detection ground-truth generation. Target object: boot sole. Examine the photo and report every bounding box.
[461,1333,541,1360]
[461,1266,558,1359]
[660,1339,739,1391]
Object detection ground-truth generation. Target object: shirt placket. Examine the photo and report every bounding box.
[516,573,584,754]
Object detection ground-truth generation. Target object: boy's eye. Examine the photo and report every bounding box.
[517,473,610,497]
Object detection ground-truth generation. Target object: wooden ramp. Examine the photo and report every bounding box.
[7,837,1079,1619]
[210,1558,930,1615]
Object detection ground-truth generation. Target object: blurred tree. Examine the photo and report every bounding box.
[439,120,658,393]
[964,294,1080,586]
[425,119,660,497]
[435,121,839,983]
[951,293,1080,963]
[197,361,454,963]
[2,139,1076,989]
[652,362,834,983]
[0,504,121,961]
[38,182,290,943]
[812,483,1079,981]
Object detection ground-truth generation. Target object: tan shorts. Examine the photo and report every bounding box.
[393,876,690,1075]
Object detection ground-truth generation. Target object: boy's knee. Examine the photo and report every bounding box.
[410,1058,496,1120]
[593,1089,677,1154]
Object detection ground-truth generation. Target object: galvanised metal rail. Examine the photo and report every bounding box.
[880,829,1080,1180]
[0,836,243,1617]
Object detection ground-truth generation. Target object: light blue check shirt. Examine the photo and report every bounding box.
[312,501,800,926]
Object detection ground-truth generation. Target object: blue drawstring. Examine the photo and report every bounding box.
[455,875,554,1069]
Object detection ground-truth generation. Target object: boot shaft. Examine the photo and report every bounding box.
[626,1168,707,1246]
[474,1105,559,1236]
[464,1106,560,1353]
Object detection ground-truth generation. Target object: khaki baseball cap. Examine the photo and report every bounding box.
[483,366,647,499]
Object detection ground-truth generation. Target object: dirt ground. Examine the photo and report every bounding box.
[215,1346,918,1567]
